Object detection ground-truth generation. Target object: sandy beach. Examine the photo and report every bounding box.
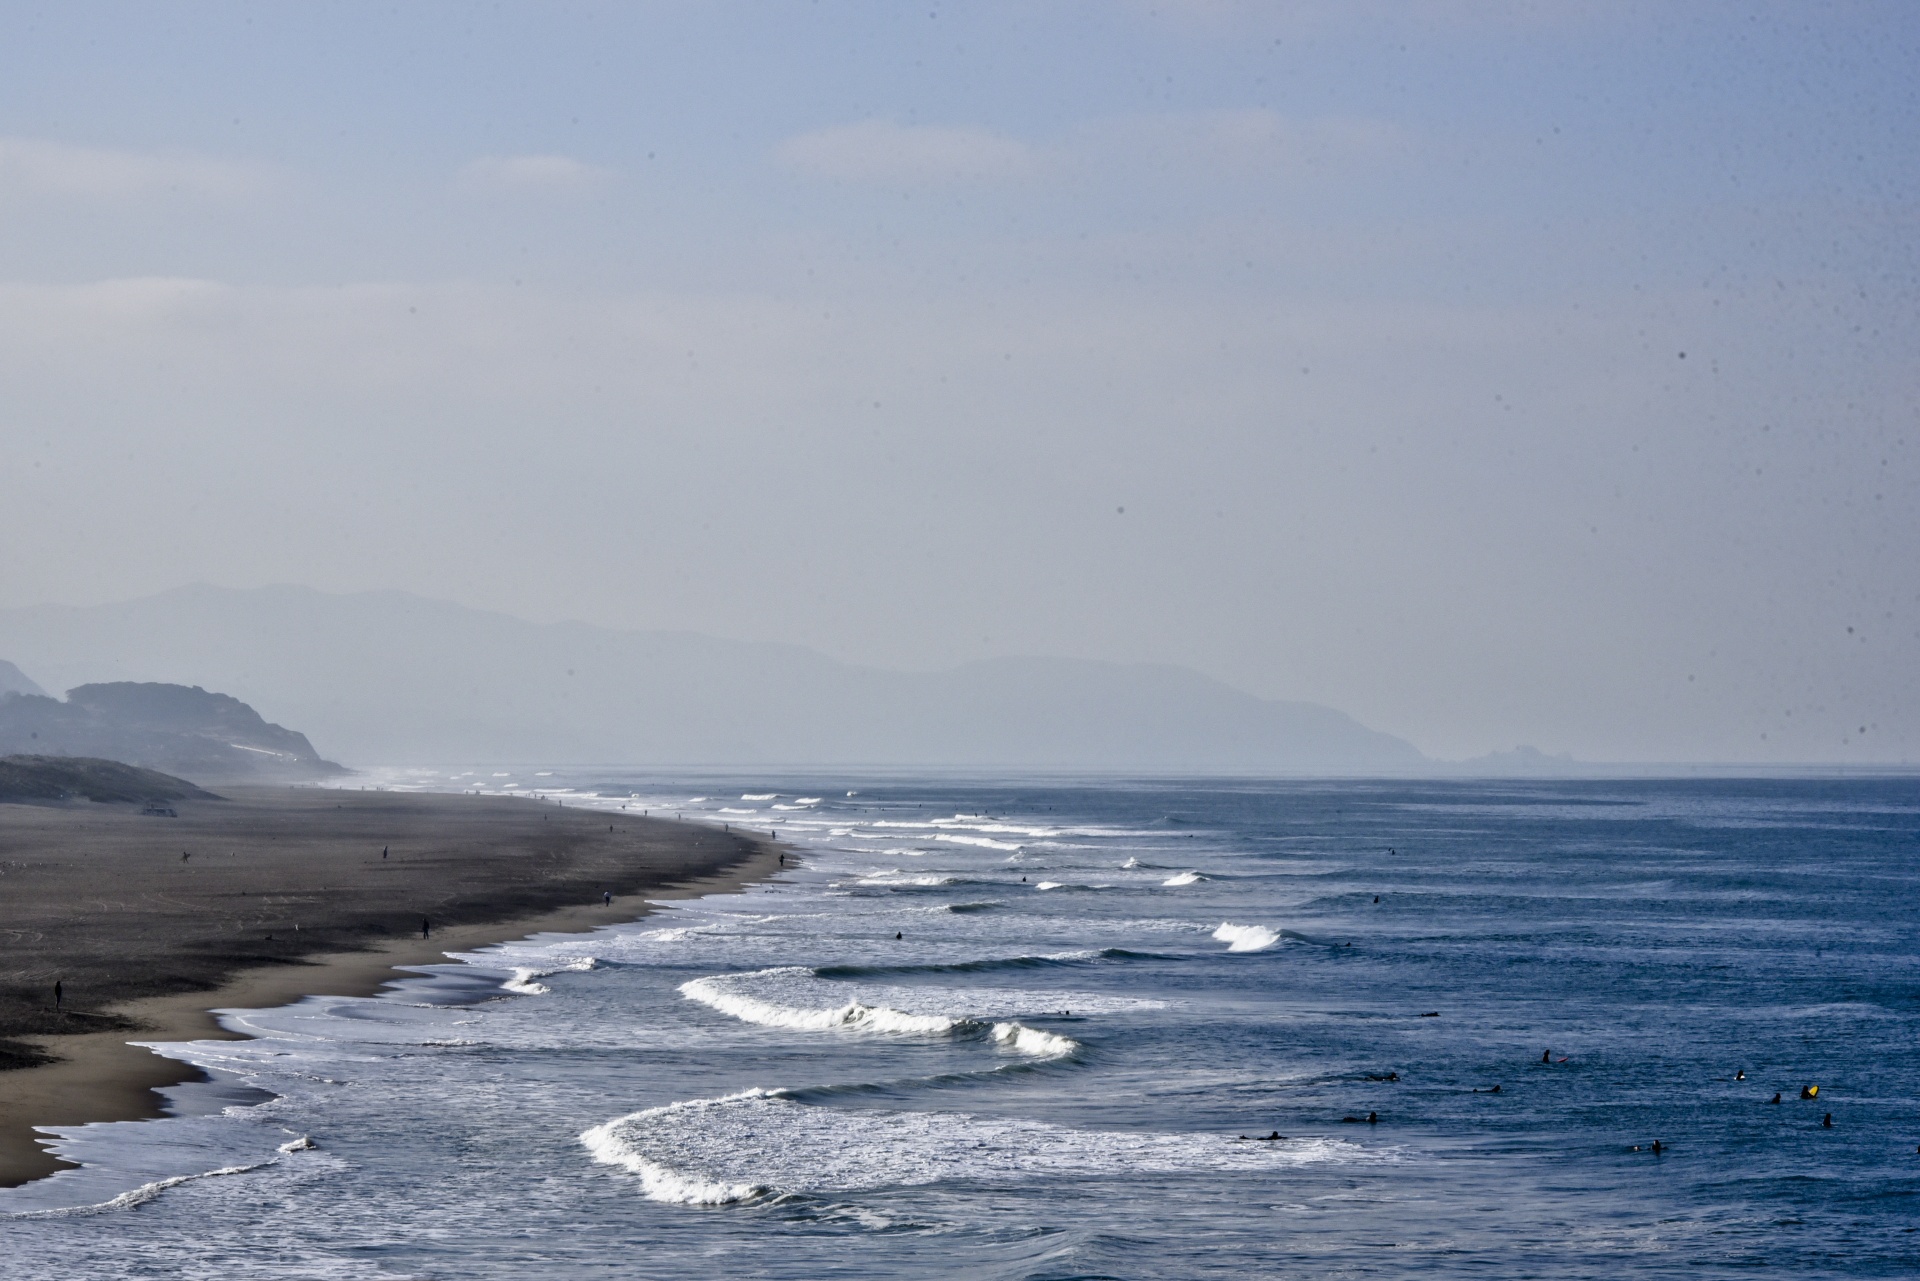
[0,785,777,1185]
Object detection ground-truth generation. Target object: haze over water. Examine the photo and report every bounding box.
[4,773,1914,1279]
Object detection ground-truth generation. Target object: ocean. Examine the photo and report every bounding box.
[3,773,1916,1278]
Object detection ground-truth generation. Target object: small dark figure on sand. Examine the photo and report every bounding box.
[383,846,388,859]
[181,851,190,862]
[54,980,62,1010]
[779,853,785,866]
[603,891,612,906]
[421,916,431,939]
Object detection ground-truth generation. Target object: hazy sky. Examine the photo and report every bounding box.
[1,1,1915,763]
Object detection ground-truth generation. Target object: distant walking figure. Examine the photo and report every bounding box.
[383,846,388,859]
[421,916,431,939]
[54,980,62,1010]
[779,853,785,866]
[603,891,612,906]
[181,851,190,862]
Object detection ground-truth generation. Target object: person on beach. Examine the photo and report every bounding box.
[421,916,431,939]
[54,979,62,1010]
[603,890,612,905]
[383,846,388,859]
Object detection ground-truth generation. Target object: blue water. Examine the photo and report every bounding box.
[3,774,1916,1278]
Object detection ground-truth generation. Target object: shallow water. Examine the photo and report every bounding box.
[4,775,1917,1278]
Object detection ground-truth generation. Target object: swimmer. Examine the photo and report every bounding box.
[1651,1140,1663,1154]
[1735,1070,1745,1081]
[1769,1093,1782,1104]
[1543,1050,1552,1064]
[895,931,902,940]
[1823,1113,1833,1128]
[1801,1085,1818,1099]
[1373,895,1380,903]
[1368,1112,1379,1124]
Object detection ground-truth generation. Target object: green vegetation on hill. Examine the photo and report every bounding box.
[0,755,219,804]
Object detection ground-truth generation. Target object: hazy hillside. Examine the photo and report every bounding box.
[0,660,44,698]
[0,755,219,804]
[0,585,1427,771]
[0,679,345,783]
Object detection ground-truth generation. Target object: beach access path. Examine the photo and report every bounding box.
[0,785,777,1185]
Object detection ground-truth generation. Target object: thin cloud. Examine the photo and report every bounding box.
[1089,109,1402,170]
[778,120,1035,184]
[459,154,612,192]
[0,137,260,199]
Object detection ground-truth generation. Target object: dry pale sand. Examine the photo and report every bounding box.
[0,785,780,1186]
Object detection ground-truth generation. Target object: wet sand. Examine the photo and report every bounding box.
[0,785,778,1185]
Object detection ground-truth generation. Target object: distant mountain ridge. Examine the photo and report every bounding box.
[0,585,1428,772]
[0,680,345,783]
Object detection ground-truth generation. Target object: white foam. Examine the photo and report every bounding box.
[582,1091,777,1205]
[1,1161,273,1220]
[1033,881,1064,890]
[989,1022,1077,1058]
[583,1090,1370,1208]
[679,967,1147,1047]
[934,834,1023,851]
[1213,922,1280,952]
[499,956,596,995]
[1162,871,1206,887]
[742,793,777,801]
[681,969,963,1036]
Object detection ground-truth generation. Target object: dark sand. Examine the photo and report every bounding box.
[0,785,778,1186]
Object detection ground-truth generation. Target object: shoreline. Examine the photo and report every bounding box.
[0,788,784,1188]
